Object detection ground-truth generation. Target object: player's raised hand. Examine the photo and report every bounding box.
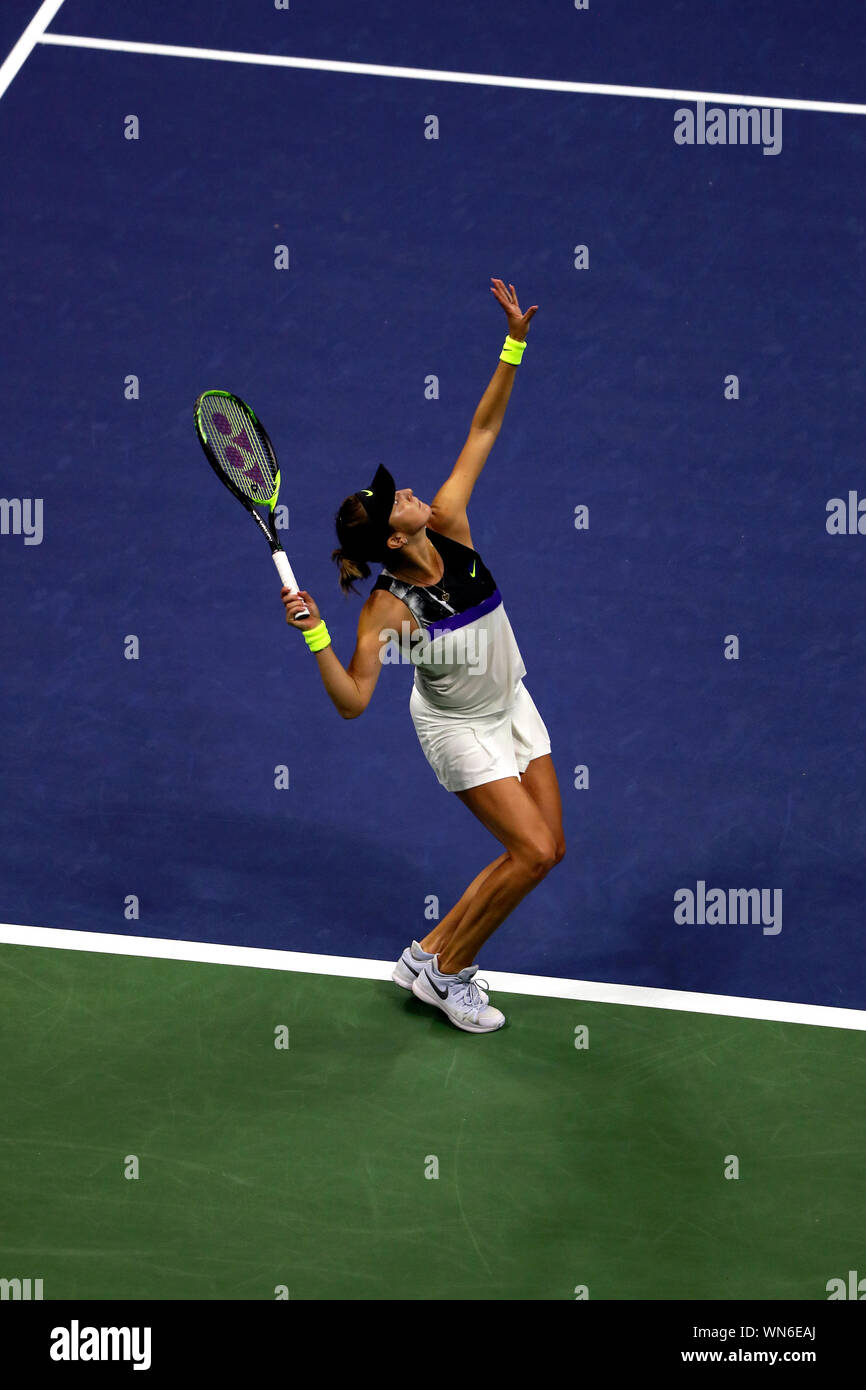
[490,278,538,341]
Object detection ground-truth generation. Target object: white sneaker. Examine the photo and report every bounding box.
[412,957,505,1033]
[392,940,436,990]
[393,942,491,1005]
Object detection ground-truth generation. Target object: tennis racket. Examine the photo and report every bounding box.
[193,390,310,618]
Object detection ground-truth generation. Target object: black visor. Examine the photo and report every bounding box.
[336,464,396,561]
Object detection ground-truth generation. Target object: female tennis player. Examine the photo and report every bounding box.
[281,279,564,1033]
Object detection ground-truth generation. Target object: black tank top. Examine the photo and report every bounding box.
[371,528,497,629]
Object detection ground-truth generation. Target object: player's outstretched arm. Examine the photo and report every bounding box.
[430,278,538,545]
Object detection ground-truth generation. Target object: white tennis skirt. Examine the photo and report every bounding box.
[409,679,552,793]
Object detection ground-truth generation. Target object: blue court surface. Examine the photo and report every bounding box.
[1,0,865,1013]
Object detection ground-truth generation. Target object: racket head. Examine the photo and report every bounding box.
[194,390,281,515]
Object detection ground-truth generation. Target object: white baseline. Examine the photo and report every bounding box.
[36,33,866,116]
[1,922,864,1031]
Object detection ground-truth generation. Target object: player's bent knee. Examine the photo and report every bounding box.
[516,838,558,882]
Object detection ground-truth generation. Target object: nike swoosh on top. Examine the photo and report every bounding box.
[469,561,476,577]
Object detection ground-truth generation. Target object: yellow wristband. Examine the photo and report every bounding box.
[500,334,527,365]
[303,619,331,653]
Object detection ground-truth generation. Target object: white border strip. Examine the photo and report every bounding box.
[37,33,866,116]
[0,0,66,100]
[2,922,865,1031]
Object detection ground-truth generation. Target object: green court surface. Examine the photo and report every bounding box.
[1,942,864,1300]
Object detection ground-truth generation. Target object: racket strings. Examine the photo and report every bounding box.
[198,394,278,503]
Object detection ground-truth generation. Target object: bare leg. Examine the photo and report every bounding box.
[421,755,566,964]
[419,852,509,956]
[434,772,564,976]
[519,755,566,860]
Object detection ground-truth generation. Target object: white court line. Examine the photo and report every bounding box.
[36,32,866,116]
[2,922,865,1031]
[0,0,66,101]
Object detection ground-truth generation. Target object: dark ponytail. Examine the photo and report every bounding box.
[331,547,372,595]
[332,493,388,595]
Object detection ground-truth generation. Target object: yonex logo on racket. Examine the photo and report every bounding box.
[212,411,267,495]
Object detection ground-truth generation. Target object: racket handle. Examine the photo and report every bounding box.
[272,549,310,619]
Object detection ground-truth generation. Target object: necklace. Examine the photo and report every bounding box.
[392,550,449,603]
[424,559,449,604]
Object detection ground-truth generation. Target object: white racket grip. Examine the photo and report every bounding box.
[273,550,310,619]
